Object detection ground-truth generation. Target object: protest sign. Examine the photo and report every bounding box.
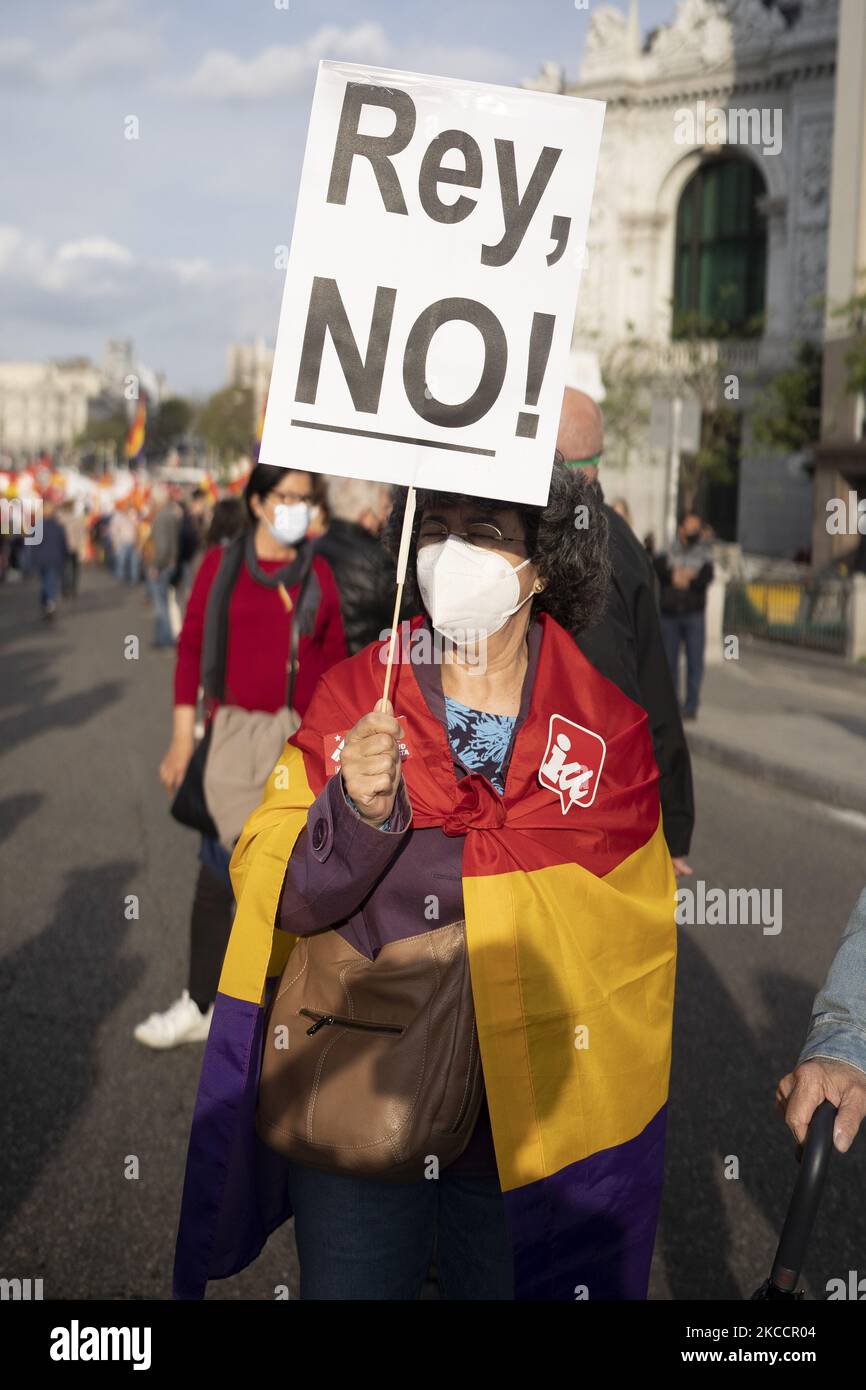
[261,60,605,506]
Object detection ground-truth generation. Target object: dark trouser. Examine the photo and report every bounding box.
[286,1160,514,1300]
[187,858,235,1012]
[661,610,705,715]
[62,553,79,596]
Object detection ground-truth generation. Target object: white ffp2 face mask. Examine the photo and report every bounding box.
[267,501,310,546]
[415,536,534,645]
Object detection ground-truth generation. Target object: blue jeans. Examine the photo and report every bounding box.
[198,836,233,890]
[147,568,174,647]
[39,567,60,608]
[115,542,140,585]
[286,1161,514,1300]
[661,610,705,715]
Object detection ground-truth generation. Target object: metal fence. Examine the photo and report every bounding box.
[724,577,851,655]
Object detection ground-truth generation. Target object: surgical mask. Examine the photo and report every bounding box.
[266,501,310,545]
[416,535,534,645]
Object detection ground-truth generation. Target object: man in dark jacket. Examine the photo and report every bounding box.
[27,496,68,619]
[654,514,714,722]
[314,477,396,655]
[146,487,182,648]
[557,387,695,872]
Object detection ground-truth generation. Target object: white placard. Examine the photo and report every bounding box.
[261,61,605,506]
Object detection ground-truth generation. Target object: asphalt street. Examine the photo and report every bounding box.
[1,566,864,1301]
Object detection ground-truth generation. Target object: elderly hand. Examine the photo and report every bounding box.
[339,698,403,826]
[776,1057,866,1153]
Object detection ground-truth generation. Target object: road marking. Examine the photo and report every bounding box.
[824,806,866,834]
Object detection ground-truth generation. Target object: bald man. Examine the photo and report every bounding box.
[558,387,695,870]
[557,386,604,480]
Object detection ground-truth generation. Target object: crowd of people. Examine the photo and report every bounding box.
[5,439,718,739]
[6,387,864,1302]
[145,391,866,1302]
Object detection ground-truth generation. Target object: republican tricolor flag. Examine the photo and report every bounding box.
[172,614,677,1302]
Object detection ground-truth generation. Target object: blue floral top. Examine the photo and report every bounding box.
[345,694,517,828]
[443,695,517,795]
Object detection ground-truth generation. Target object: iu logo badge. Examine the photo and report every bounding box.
[538,714,606,813]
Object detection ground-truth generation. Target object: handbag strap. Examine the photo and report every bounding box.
[202,535,319,711]
[286,550,318,710]
[201,536,246,703]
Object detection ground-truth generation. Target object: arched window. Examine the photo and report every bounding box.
[673,157,767,338]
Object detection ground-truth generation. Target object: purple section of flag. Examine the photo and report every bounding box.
[174,982,668,1300]
[502,1104,668,1300]
[172,987,292,1300]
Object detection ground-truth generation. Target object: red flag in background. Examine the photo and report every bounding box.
[125,398,146,462]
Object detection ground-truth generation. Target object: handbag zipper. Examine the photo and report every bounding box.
[299,1008,405,1036]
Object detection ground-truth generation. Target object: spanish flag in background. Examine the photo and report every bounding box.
[125,397,146,461]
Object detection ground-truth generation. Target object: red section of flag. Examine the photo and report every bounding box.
[125,399,146,460]
[538,714,606,813]
[292,614,659,881]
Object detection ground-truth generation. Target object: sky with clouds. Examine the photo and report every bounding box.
[1,0,678,396]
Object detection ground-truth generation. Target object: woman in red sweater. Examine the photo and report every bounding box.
[134,464,347,1049]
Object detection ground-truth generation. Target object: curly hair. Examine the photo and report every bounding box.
[383,453,610,636]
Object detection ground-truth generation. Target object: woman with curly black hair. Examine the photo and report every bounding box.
[386,451,609,640]
[174,454,678,1305]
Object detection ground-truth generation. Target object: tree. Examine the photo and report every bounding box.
[750,341,822,453]
[597,326,655,470]
[829,275,866,420]
[662,310,763,511]
[681,403,741,514]
[75,405,128,451]
[598,313,755,505]
[149,396,193,455]
[196,386,254,461]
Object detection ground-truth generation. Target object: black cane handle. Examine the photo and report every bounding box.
[768,1098,837,1294]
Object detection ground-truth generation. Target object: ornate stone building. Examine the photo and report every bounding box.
[226,338,274,433]
[525,0,840,557]
[0,359,108,455]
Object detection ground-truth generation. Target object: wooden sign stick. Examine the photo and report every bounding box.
[382,485,416,706]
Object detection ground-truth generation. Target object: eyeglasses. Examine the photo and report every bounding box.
[268,487,313,505]
[417,521,526,550]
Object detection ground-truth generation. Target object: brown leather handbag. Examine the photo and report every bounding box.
[255,918,484,1183]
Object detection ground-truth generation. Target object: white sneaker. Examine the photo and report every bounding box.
[134,989,213,1049]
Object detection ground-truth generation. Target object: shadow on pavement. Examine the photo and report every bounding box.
[0,792,44,847]
[0,858,144,1236]
[659,930,846,1300]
